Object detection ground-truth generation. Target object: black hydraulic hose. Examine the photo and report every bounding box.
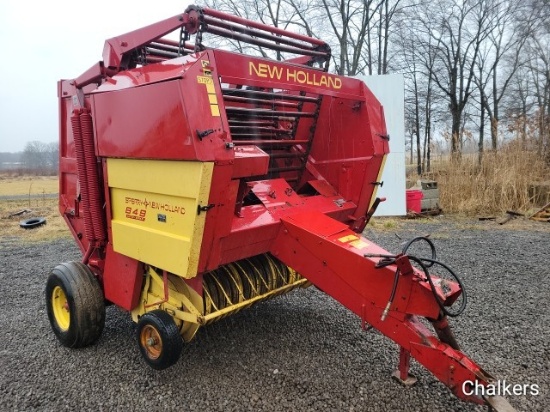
[412,256,467,318]
[401,236,466,316]
[367,236,467,319]
[401,236,437,267]
[407,256,466,317]
[381,269,400,321]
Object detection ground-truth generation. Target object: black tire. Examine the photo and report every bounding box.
[136,310,183,370]
[20,217,46,229]
[45,261,105,348]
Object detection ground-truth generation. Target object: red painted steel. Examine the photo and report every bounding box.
[103,244,143,310]
[202,7,326,46]
[56,5,514,410]
[213,50,354,98]
[270,211,495,404]
[232,146,270,178]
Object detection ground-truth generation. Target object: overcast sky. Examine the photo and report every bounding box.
[0,1,192,153]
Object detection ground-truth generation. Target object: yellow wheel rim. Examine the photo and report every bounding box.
[52,286,70,331]
[140,325,162,360]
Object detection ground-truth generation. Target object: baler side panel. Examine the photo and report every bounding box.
[107,158,213,278]
[180,51,232,163]
[94,80,196,160]
[198,164,238,272]
[308,94,389,217]
[102,243,144,310]
[93,51,231,163]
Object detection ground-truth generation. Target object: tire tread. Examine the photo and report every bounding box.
[46,261,105,348]
[137,310,182,370]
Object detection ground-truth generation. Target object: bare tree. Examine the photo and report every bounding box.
[413,0,496,157]
[22,141,58,174]
[398,24,425,175]
[205,0,410,76]
[285,0,385,75]
[501,0,550,161]
[474,1,528,157]
[526,2,550,160]
[508,67,535,145]
[376,0,409,74]
[395,2,442,174]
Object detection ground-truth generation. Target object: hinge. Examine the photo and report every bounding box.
[197,204,215,215]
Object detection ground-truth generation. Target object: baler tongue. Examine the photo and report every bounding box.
[270,211,517,410]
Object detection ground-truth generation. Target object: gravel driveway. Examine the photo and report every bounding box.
[1,217,548,411]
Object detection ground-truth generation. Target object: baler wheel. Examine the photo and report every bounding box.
[45,261,105,348]
[136,310,182,370]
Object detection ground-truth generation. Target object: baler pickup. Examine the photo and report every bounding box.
[47,5,515,411]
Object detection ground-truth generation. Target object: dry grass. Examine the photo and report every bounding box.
[369,217,403,230]
[0,174,69,244]
[0,174,58,196]
[0,198,70,244]
[426,143,549,215]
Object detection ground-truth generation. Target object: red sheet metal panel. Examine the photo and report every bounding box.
[232,146,269,178]
[213,50,363,99]
[103,244,144,310]
[93,79,195,159]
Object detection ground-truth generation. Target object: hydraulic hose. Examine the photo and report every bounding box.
[408,255,467,318]
[367,236,467,319]
[381,268,400,321]
[401,236,467,317]
[401,236,436,267]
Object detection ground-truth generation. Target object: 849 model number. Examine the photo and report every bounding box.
[125,207,146,221]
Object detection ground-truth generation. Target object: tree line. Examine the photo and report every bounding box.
[0,141,58,174]
[204,0,549,174]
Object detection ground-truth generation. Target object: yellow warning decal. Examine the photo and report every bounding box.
[337,234,368,250]
[338,235,359,243]
[349,240,369,249]
[197,75,213,85]
[197,75,220,117]
[210,105,220,116]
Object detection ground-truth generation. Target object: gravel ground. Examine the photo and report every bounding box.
[0,217,548,411]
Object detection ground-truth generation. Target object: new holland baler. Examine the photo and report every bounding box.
[48,5,514,411]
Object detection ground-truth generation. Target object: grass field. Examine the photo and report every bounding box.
[0,175,58,196]
[0,175,69,243]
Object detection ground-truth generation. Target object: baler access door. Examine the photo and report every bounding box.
[108,158,213,278]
